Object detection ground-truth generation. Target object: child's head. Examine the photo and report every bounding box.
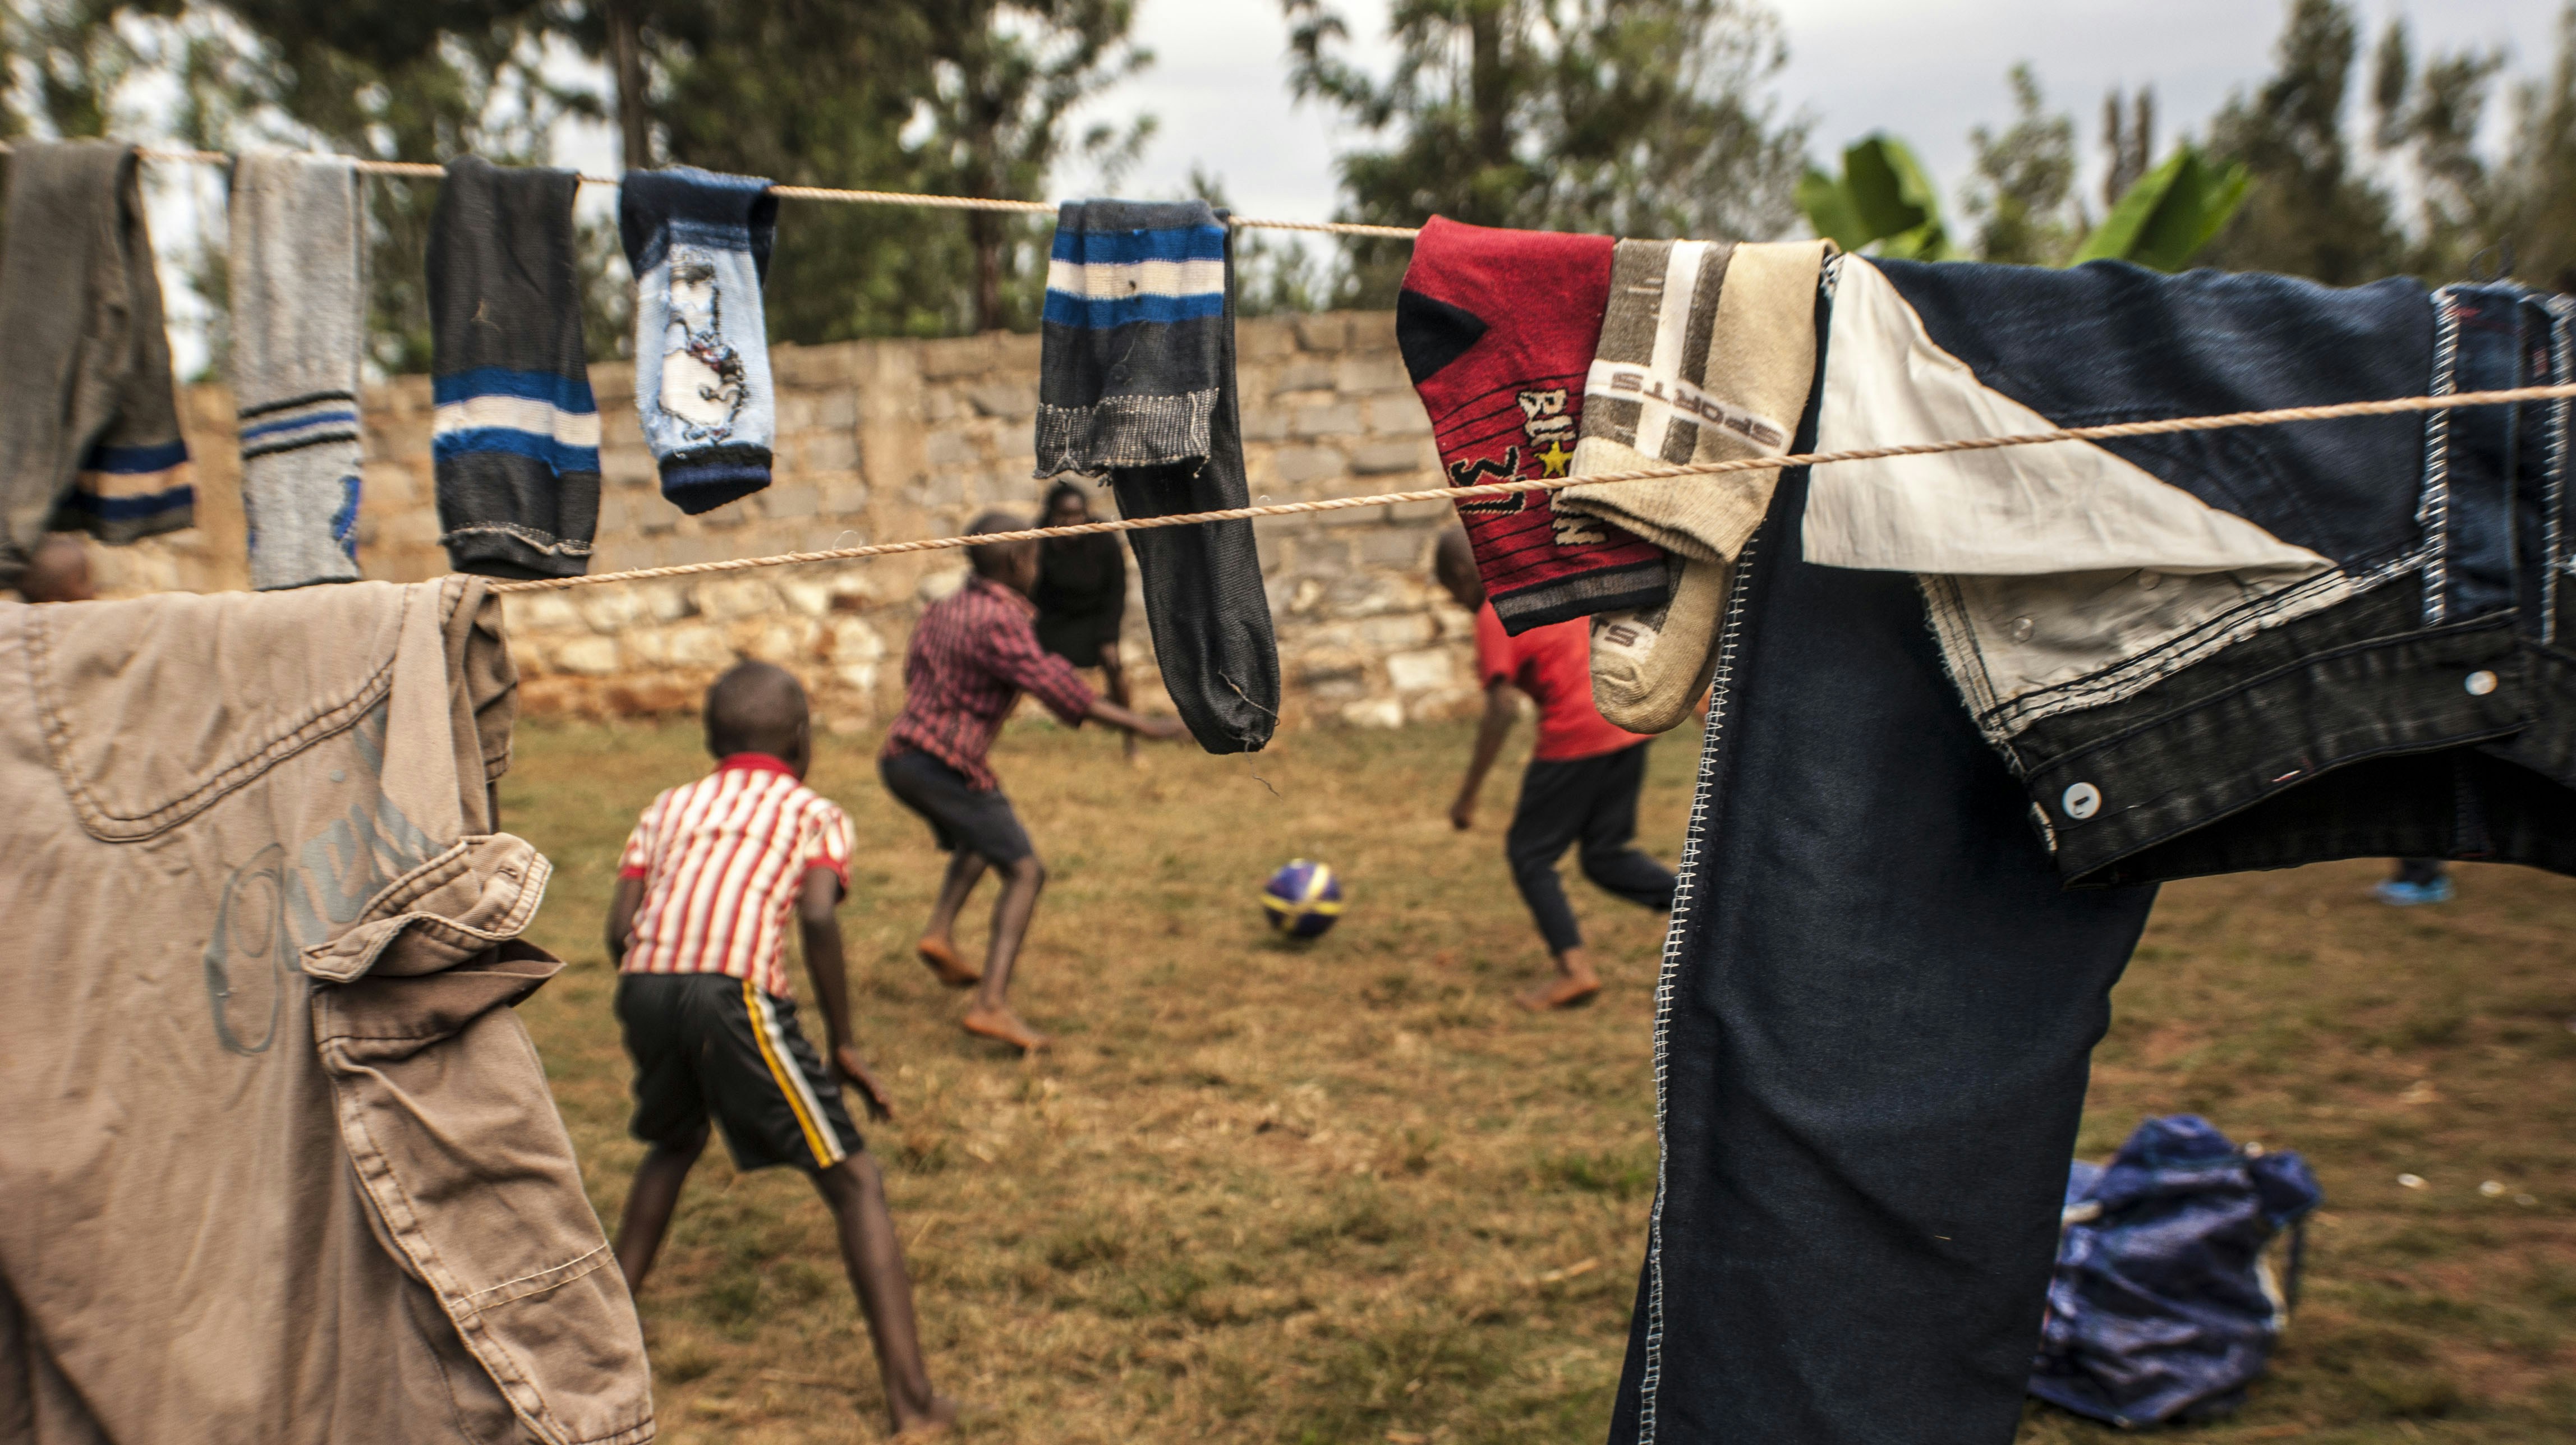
[966,510,1041,595]
[1433,527,1484,611]
[17,534,94,604]
[703,661,811,776]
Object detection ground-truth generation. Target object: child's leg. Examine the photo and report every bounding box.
[1504,759,1603,1009]
[922,849,987,947]
[812,1156,955,1434]
[917,850,987,987]
[962,852,1048,1051]
[614,1127,707,1294]
[1575,743,1677,912]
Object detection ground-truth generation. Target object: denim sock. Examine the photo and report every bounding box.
[1038,199,1278,754]
[619,166,778,516]
[229,151,366,590]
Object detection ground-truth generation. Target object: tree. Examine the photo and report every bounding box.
[914,1,1154,334]
[1283,0,1808,302]
[2495,4,2576,291]
[2102,86,2155,211]
[2201,0,2404,284]
[1961,63,2079,265]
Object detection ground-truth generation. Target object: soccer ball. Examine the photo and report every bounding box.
[1262,859,1345,940]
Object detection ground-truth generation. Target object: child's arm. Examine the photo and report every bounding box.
[1450,680,1521,830]
[799,869,895,1121]
[605,876,647,966]
[1082,694,1185,740]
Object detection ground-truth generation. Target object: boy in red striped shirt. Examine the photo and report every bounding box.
[606,661,955,1435]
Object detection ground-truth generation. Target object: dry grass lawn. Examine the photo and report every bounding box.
[502,713,2576,1443]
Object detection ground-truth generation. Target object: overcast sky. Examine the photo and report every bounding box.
[1054,0,2565,223]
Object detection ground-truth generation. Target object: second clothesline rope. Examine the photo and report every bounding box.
[482,380,2576,593]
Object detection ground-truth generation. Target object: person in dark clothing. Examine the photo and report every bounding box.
[1030,481,1137,758]
[1435,529,1677,1010]
[2376,858,2455,905]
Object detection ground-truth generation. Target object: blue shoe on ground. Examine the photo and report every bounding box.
[2373,877,2455,906]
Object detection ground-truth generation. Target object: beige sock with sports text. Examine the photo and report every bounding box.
[1564,239,1828,731]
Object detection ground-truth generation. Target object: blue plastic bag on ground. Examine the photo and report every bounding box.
[2028,1115,2323,1426]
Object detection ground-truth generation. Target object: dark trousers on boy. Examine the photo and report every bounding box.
[1507,740,1676,951]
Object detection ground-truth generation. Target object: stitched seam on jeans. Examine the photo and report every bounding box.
[2547,297,2573,644]
[2423,291,2462,624]
[2034,611,2520,772]
[1638,518,1762,1444]
[1982,549,2428,741]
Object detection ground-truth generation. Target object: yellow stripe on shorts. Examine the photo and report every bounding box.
[743,977,838,1169]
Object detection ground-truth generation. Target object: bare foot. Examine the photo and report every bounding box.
[916,937,980,989]
[890,1395,962,1436]
[962,1005,1049,1053]
[1517,971,1602,1011]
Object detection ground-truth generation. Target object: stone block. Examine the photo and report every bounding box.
[1357,612,1436,650]
[1390,498,1451,523]
[818,475,870,515]
[1295,314,1352,353]
[776,393,820,434]
[829,618,885,662]
[918,569,969,604]
[693,577,775,620]
[1271,446,1347,485]
[1359,528,1429,569]
[801,431,860,472]
[662,623,737,670]
[923,429,976,468]
[1339,697,1403,729]
[1272,358,1337,394]
[1385,647,1455,693]
[507,591,586,634]
[1239,407,1290,443]
[601,447,655,486]
[968,380,1038,420]
[1239,317,1297,360]
[1335,353,1411,395]
[771,343,864,388]
[765,483,820,521]
[1292,402,1364,439]
[1368,396,1434,435]
[1347,311,1399,351]
[1351,439,1431,476]
[553,636,622,677]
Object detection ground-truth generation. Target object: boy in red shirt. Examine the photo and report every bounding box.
[1436,529,1677,1009]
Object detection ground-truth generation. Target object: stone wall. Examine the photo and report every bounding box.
[89,310,1481,731]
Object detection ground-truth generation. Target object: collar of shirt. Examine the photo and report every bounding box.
[968,573,1038,616]
[716,753,800,780]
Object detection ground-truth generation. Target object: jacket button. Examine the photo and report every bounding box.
[2465,670,2499,696]
[2062,781,2101,820]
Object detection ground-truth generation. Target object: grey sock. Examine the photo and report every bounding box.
[230,152,367,590]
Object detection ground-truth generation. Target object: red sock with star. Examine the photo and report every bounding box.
[1397,217,1669,633]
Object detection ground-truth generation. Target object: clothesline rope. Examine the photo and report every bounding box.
[114,144,1427,240]
[483,380,2576,594]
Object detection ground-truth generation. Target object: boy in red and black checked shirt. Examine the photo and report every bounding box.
[606,661,956,1436]
[880,510,1184,1054]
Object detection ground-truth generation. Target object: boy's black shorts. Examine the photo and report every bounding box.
[614,972,864,1174]
[880,747,1034,864]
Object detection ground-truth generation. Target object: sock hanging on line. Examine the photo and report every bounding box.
[1038,199,1278,756]
[620,166,779,516]
[229,151,367,590]
[1395,216,1667,635]
[430,155,600,580]
[1566,238,1829,732]
[0,140,192,590]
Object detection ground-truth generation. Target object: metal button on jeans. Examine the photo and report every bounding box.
[2465,670,2499,696]
[2062,781,2101,820]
